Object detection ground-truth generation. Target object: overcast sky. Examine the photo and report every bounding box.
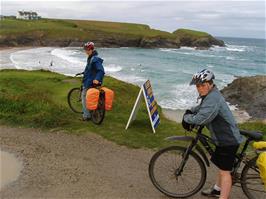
[1,0,265,39]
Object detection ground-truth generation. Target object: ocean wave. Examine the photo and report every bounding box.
[163,49,226,59]
[110,73,146,86]
[10,54,23,69]
[181,69,194,75]
[159,48,178,53]
[159,84,199,110]
[226,46,245,52]
[105,64,122,72]
[226,56,236,60]
[206,64,215,68]
[212,44,249,52]
[51,48,84,65]
[180,46,196,50]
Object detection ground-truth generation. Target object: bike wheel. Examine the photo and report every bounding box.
[149,146,206,198]
[67,88,83,114]
[91,91,105,125]
[241,157,266,199]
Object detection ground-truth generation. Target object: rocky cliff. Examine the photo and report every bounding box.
[0,18,224,49]
[173,29,225,49]
[221,76,266,119]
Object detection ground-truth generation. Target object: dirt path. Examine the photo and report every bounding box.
[0,126,245,199]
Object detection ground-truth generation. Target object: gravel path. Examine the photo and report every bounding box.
[0,126,245,199]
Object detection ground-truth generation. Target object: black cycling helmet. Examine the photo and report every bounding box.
[190,69,215,85]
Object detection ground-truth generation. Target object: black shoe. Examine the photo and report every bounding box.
[201,187,220,198]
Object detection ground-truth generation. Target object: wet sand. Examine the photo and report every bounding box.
[0,150,23,190]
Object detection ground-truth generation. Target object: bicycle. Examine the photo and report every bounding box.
[67,72,105,125]
[149,126,266,199]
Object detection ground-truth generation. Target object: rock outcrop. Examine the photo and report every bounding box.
[221,76,266,119]
[139,36,181,48]
[173,29,225,49]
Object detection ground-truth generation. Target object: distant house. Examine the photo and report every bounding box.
[16,11,40,20]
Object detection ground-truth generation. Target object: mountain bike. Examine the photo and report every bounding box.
[149,126,265,199]
[67,73,105,125]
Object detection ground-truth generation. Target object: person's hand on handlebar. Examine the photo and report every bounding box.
[182,109,195,131]
[92,80,102,88]
[93,79,100,85]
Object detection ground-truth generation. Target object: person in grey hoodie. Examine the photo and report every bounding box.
[182,69,243,199]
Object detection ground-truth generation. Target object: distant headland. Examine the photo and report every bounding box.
[0,17,224,49]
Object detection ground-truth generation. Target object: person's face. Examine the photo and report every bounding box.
[85,49,93,56]
[196,82,213,96]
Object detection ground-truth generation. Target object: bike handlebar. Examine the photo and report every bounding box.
[92,83,102,89]
[75,72,84,77]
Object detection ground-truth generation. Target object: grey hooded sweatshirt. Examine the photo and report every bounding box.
[184,85,244,146]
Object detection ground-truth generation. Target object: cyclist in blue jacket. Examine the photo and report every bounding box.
[81,41,105,121]
[182,69,243,199]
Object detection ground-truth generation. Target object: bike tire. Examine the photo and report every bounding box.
[91,90,105,125]
[67,87,83,114]
[241,157,266,199]
[149,146,206,198]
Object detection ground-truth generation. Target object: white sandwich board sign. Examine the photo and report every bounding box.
[125,80,160,133]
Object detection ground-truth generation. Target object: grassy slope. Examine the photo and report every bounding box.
[173,29,210,38]
[0,70,265,149]
[0,18,175,40]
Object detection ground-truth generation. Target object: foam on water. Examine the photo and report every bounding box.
[225,44,247,52]
[105,64,123,72]
[51,48,84,66]
[159,84,199,110]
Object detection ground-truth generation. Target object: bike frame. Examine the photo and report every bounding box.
[170,126,254,179]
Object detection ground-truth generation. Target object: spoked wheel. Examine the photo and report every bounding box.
[241,157,266,199]
[149,146,207,198]
[67,87,83,114]
[90,90,105,125]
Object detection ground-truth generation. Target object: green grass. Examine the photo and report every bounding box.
[0,70,265,150]
[173,28,209,37]
[173,28,210,38]
[0,18,175,41]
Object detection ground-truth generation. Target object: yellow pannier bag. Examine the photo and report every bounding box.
[86,88,100,110]
[256,152,266,189]
[101,87,114,111]
[253,141,266,150]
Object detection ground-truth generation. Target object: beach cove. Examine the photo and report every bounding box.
[0,56,265,198]
[1,38,265,122]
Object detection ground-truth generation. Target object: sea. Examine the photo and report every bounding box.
[1,37,265,110]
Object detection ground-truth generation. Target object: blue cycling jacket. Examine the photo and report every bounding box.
[83,50,105,88]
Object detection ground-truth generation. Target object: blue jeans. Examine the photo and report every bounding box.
[81,87,91,119]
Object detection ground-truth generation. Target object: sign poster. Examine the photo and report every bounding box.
[125,80,160,133]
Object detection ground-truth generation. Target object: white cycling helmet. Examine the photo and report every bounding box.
[83,41,94,50]
[190,69,215,85]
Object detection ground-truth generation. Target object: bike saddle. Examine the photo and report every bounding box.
[240,130,263,141]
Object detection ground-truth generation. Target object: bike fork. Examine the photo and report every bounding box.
[175,142,196,176]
